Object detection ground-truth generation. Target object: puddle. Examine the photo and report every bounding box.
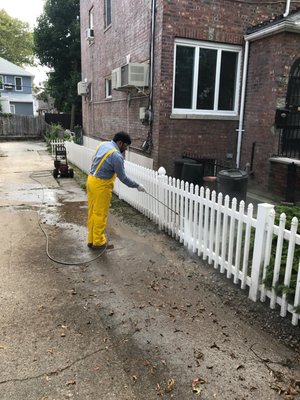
[39,200,87,228]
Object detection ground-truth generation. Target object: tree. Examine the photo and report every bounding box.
[34,0,81,124]
[0,10,34,66]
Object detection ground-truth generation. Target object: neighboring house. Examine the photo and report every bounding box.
[79,0,300,201]
[34,92,56,115]
[0,57,35,116]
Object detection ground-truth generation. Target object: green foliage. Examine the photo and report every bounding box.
[45,123,64,144]
[74,125,83,144]
[45,124,75,147]
[34,0,81,113]
[71,164,87,190]
[63,129,75,142]
[264,205,300,310]
[0,10,34,66]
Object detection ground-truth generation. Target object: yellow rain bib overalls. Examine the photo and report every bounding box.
[87,147,117,247]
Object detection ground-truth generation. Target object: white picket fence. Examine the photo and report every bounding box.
[51,139,65,157]
[63,141,300,326]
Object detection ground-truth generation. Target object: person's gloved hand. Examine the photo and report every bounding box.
[137,184,146,192]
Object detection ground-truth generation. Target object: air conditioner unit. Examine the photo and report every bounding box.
[77,81,89,96]
[4,83,14,89]
[112,67,121,90]
[86,28,94,41]
[120,63,149,88]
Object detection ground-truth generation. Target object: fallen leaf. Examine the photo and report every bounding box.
[165,378,175,393]
[66,380,76,386]
[194,349,204,360]
[210,343,220,350]
[192,377,206,396]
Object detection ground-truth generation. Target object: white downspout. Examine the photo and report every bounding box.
[283,0,291,17]
[236,39,249,168]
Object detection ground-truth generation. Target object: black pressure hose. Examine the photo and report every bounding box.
[30,170,112,266]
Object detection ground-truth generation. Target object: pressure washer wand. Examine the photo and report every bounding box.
[145,191,179,216]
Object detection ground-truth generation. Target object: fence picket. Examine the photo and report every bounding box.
[62,141,300,326]
[241,203,253,289]
[234,200,245,284]
[227,198,237,279]
[260,209,275,302]
[197,186,205,257]
[207,190,215,264]
[214,192,223,269]
[220,195,230,274]
[292,261,300,325]
[270,213,286,309]
[281,217,298,317]
[202,189,210,261]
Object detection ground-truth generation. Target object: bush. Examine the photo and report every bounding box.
[264,205,300,307]
[46,123,64,144]
[45,124,75,147]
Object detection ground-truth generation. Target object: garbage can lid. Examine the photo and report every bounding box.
[217,169,248,180]
[174,158,197,164]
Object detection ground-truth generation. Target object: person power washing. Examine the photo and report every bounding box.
[87,131,146,249]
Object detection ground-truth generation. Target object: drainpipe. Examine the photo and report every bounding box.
[142,0,156,153]
[283,0,291,17]
[236,39,249,168]
[149,0,156,109]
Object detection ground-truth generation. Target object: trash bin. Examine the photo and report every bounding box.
[181,163,204,187]
[203,176,217,192]
[217,169,248,202]
[174,158,197,180]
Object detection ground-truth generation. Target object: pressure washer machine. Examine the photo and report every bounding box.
[53,144,74,178]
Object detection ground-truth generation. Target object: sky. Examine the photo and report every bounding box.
[0,0,49,85]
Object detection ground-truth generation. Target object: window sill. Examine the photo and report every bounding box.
[269,156,300,165]
[170,113,239,121]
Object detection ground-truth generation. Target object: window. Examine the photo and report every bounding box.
[105,78,112,98]
[173,39,242,116]
[104,0,111,28]
[0,75,3,90]
[15,77,23,91]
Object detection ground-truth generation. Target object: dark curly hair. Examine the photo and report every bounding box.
[113,131,132,145]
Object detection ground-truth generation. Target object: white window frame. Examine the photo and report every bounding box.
[15,76,23,91]
[104,0,112,29]
[0,75,3,90]
[105,78,112,98]
[10,104,15,114]
[172,38,242,117]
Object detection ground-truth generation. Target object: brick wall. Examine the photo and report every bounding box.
[241,32,300,189]
[269,160,300,202]
[80,0,296,180]
[80,0,152,148]
[155,0,285,174]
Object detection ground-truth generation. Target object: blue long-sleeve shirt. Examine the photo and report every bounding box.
[89,140,139,188]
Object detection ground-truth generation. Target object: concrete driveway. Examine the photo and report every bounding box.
[0,140,300,400]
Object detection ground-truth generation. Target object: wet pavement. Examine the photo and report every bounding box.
[0,140,300,400]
